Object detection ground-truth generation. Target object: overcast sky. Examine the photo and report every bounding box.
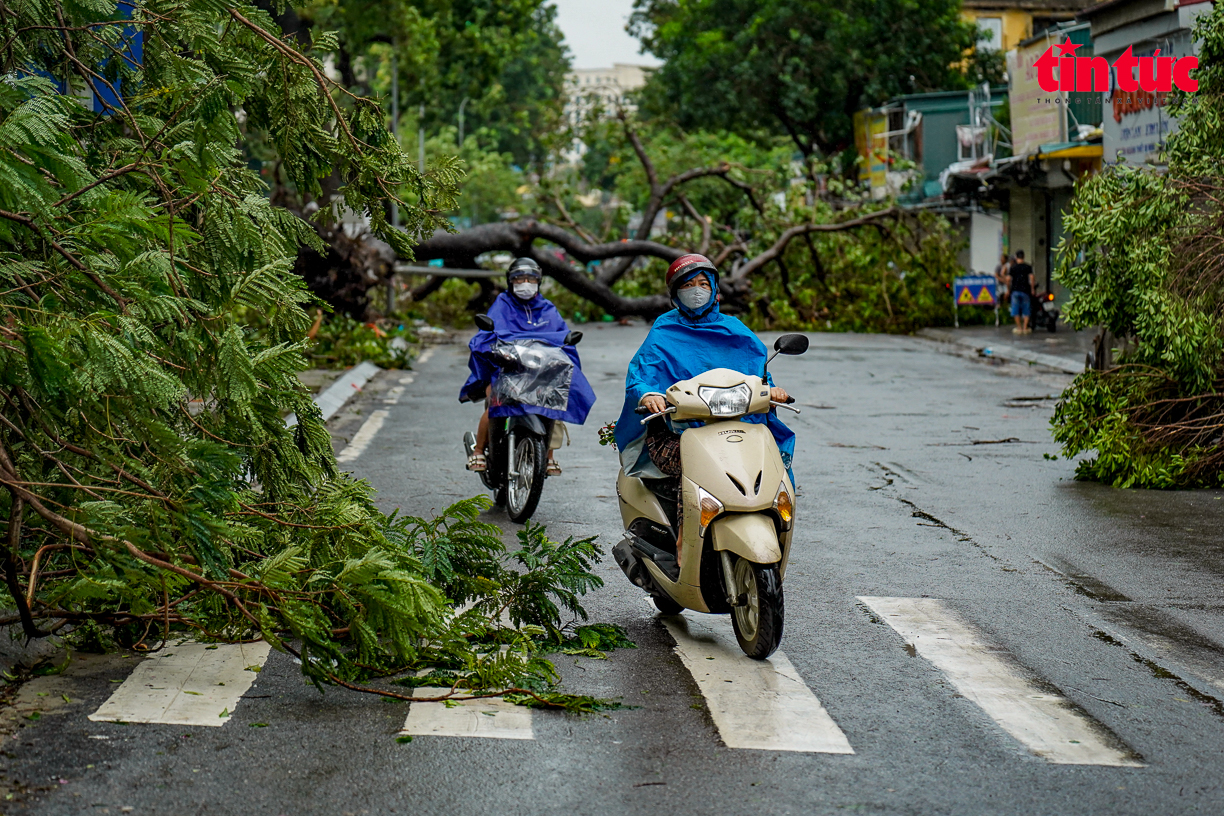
[548,0,661,70]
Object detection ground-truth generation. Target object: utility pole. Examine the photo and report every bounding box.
[390,44,399,230]
[388,43,399,316]
[457,96,470,148]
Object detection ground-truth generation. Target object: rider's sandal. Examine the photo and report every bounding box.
[467,453,487,472]
[546,461,562,476]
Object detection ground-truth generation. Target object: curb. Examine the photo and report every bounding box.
[286,360,382,427]
[918,328,1083,375]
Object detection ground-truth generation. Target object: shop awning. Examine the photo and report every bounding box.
[1037,142,1104,160]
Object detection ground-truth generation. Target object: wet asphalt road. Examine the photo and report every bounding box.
[6,325,1224,816]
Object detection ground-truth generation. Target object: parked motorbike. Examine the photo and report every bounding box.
[1032,290,1060,333]
[463,313,583,523]
[612,334,809,659]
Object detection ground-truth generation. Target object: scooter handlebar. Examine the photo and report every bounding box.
[638,406,677,425]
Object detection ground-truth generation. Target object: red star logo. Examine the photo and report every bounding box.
[1055,39,1081,56]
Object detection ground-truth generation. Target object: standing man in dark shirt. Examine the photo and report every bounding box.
[1008,249,1034,334]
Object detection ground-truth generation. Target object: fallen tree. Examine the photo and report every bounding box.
[0,0,622,707]
[409,116,920,318]
[410,205,906,317]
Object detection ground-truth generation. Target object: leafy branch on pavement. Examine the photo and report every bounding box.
[1052,4,1224,488]
[0,1,619,708]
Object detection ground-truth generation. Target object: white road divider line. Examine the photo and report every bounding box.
[335,409,388,463]
[416,347,435,366]
[400,688,534,740]
[859,596,1143,767]
[662,613,854,753]
[89,641,271,727]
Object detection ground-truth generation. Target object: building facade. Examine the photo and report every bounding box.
[1080,0,1214,165]
[563,64,649,127]
[962,0,1099,50]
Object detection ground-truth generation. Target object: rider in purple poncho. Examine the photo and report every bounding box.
[459,257,595,474]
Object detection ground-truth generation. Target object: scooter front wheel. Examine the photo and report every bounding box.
[729,557,784,660]
[506,434,547,523]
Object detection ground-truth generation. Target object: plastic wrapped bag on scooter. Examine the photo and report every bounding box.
[491,340,573,411]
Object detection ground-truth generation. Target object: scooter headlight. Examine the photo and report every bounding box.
[697,487,723,534]
[773,482,794,529]
[698,383,752,417]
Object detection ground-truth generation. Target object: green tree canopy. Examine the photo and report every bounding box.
[303,0,571,166]
[629,0,999,160]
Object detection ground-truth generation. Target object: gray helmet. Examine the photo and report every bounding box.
[507,257,542,288]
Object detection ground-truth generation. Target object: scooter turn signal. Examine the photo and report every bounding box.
[697,487,723,534]
[773,483,793,529]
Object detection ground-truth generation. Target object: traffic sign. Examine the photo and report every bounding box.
[953,275,1000,327]
[954,275,996,306]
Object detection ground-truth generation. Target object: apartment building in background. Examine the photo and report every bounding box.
[962,0,1099,51]
[563,63,649,127]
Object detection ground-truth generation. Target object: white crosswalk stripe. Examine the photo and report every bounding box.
[89,641,270,727]
[859,596,1143,767]
[663,613,854,753]
[400,688,534,740]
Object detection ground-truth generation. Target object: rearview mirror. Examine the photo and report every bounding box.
[564,330,583,346]
[774,334,809,355]
[474,314,494,332]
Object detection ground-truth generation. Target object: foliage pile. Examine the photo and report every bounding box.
[0,0,617,707]
[309,314,416,368]
[1052,4,1224,488]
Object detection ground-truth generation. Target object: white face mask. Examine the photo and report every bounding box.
[676,286,711,311]
[513,282,539,300]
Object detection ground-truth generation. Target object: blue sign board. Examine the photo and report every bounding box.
[954,275,997,307]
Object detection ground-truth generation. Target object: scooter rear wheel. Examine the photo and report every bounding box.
[729,557,784,660]
[651,593,683,615]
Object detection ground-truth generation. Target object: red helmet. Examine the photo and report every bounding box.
[666,254,718,295]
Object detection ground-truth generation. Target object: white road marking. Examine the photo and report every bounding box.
[89,641,270,727]
[859,596,1143,767]
[662,613,854,753]
[397,375,415,385]
[400,688,533,740]
[335,409,388,463]
[416,347,435,366]
[383,386,405,404]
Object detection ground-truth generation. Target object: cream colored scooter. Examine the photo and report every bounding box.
[612,334,808,659]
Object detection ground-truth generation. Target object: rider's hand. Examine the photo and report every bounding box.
[770,386,790,403]
[641,394,669,415]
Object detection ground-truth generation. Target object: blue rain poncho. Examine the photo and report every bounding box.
[459,291,596,425]
[614,296,795,479]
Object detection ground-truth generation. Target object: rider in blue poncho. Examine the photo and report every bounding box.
[615,254,795,481]
[460,257,595,474]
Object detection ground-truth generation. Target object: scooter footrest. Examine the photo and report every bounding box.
[627,535,680,583]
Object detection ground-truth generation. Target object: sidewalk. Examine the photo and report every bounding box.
[918,324,1093,375]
